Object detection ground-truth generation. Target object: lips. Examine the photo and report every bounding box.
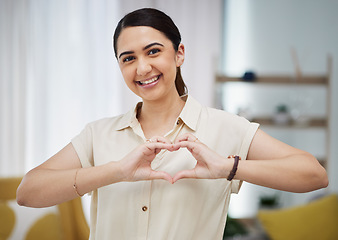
[136,74,161,86]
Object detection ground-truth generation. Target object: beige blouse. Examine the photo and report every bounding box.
[71,95,259,240]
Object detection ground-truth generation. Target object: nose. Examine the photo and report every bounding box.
[136,58,152,76]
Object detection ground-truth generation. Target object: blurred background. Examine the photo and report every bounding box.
[1,0,337,239]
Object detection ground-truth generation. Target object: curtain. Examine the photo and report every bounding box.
[0,0,223,177]
[0,0,124,176]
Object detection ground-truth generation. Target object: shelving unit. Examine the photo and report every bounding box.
[217,75,328,84]
[215,73,331,169]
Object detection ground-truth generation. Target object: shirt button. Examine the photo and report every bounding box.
[142,206,148,211]
[176,120,180,125]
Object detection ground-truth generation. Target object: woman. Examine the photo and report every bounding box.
[17,8,328,240]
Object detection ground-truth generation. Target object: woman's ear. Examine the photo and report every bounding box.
[176,43,185,67]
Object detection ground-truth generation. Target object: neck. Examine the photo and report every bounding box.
[141,93,185,121]
[137,92,186,137]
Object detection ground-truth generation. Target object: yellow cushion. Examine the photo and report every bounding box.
[6,200,61,240]
[25,213,62,240]
[257,194,338,240]
[0,177,89,240]
[0,178,22,200]
[0,202,15,240]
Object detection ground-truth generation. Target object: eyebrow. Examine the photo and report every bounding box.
[118,42,164,59]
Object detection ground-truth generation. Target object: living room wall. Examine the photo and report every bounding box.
[221,0,338,218]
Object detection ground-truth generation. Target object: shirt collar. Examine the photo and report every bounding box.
[114,95,202,132]
[178,95,201,131]
[114,102,142,131]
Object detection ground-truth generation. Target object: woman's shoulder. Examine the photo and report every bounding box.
[204,105,250,124]
[186,95,253,128]
[84,113,129,132]
[187,95,244,121]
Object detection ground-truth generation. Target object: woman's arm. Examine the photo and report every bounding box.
[172,131,328,193]
[16,143,124,207]
[236,129,328,192]
[17,139,175,208]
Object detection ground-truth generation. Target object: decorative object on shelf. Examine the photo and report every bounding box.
[242,71,256,82]
[273,104,290,125]
[289,94,313,127]
[259,193,280,209]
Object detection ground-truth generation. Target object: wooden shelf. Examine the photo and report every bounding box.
[216,75,328,84]
[252,117,327,128]
[215,70,331,172]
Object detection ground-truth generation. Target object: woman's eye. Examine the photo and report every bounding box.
[148,49,160,55]
[123,56,135,63]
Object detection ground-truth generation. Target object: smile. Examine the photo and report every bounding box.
[137,74,161,86]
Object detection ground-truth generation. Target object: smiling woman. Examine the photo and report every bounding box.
[16,8,328,240]
[118,42,164,61]
[115,25,184,104]
[113,8,187,98]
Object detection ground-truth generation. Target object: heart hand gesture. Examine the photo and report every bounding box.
[172,133,232,183]
[118,134,232,184]
[118,136,179,183]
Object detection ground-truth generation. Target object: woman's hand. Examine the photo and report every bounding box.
[118,136,178,183]
[172,133,231,183]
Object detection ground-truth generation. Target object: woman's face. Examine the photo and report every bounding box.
[116,26,184,102]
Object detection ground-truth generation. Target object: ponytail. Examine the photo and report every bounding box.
[175,67,187,96]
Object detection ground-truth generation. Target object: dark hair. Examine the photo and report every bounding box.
[113,8,187,96]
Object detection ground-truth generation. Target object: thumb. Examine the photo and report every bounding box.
[172,169,197,183]
[150,170,173,183]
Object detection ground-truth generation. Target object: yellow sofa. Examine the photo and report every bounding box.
[257,194,338,240]
[0,177,89,240]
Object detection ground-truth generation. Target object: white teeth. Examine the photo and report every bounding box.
[139,75,159,85]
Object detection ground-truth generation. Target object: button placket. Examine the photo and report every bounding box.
[151,149,167,170]
[152,122,185,171]
[137,181,152,239]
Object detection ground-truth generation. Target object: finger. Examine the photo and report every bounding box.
[174,133,199,144]
[155,136,172,144]
[172,169,197,183]
[146,136,172,144]
[167,144,181,152]
[172,141,197,152]
[143,142,176,155]
[149,170,173,183]
[151,137,171,154]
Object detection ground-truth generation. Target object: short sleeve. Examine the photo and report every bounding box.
[71,124,94,168]
[231,122,260,194]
